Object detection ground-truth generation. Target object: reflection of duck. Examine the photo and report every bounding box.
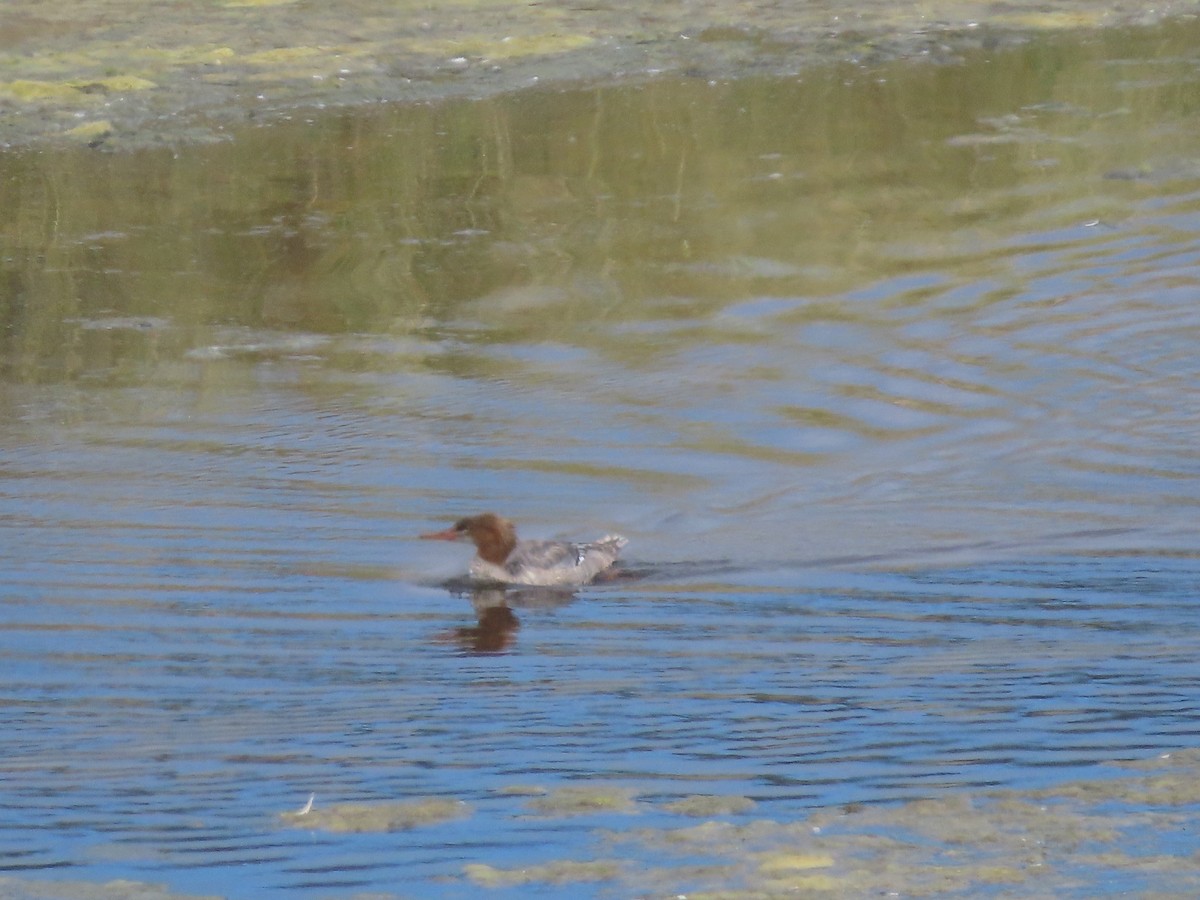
[420,513,627,586]
[452,590,520,653]
[445,587,578,654]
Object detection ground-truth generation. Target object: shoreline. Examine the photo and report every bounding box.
[1,0,1196,149]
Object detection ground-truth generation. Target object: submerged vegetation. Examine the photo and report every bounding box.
[279,796,470,832]
[266,753,1200,895]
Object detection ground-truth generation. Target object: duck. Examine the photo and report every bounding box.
[420,513,627,586]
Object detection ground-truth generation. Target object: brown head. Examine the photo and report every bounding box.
[419,513,518,565]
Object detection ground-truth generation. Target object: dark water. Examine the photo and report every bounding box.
[2,16,1200,899]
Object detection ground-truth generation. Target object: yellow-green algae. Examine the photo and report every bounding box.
[279,797,470,832]
[464,859,623,887]
[663,794,757,817]
[452,750,1200,895]
[526,785,638,816]
[0,75,156,102]
[756,851,835,874]
[62,120,113,141]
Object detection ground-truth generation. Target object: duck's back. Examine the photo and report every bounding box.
[470,535,627,586]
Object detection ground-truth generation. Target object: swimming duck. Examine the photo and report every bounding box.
[420,513,627,586]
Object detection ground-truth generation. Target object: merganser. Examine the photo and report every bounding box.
[420,513,628,587]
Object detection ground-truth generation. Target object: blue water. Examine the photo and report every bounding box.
[3,476,1199,895]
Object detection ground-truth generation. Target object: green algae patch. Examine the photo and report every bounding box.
[280,797,470,832]
[663,794,756,817]
[86,75,157,92]
[1039,771,1200,806]
[974,865,1027,884]
[595,751,1200,896]
[464,859,622,887]
[0,75,155,104]
[0,79,86,102]
[757,851,835,874]
[242,46,330,67]
[526,786,638,816]
[1113,749,1200,769]
[62,120,113,142]
[756,851,840,891]
[760,872,842,892]
[622,819,787,849]
[994,9,1110,29]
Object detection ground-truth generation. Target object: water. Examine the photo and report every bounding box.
[2,16,1200,899]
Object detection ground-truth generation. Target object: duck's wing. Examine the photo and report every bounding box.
[503,536,628,585]
[505,539,586,575]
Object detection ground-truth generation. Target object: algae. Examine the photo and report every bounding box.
[62,120,113,142]
[663,794,757,817]
[568,750,1200,896]
[279,796,470,832]
[526,785,639,816]
[0,78,87,102]
[464,859,623,887]
[756,850,836,874]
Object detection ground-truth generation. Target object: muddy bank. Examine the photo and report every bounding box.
[0,0,1195,148]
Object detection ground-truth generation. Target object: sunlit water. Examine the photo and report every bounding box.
[2,17,1200,899]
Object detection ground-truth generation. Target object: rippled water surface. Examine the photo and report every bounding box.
[2,16,1200,899]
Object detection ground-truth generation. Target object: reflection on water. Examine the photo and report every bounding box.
[440,587,577,654]
[2,14,1200,900]
[454,599,520,653]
